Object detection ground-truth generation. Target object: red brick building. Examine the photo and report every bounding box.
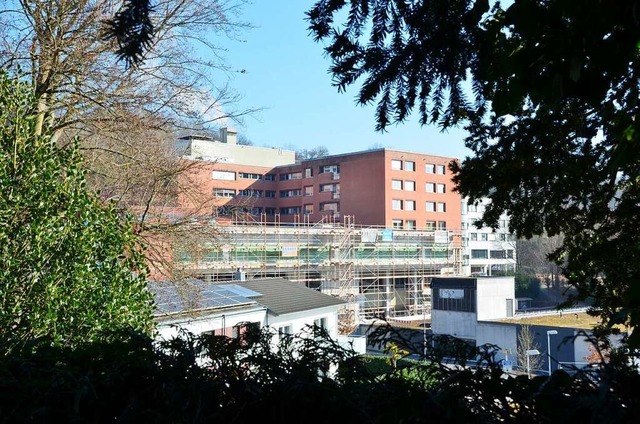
[186,135,461,231]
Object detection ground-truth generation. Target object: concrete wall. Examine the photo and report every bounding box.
[476,277,515,320]
[431,310,477,340]
[476,322,518,364]
[181,138,296,167]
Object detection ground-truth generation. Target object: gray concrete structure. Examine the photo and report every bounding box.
[175,128,296,167]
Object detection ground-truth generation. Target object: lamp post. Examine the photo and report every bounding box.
[547,330,558,376]
[526,349,540,378]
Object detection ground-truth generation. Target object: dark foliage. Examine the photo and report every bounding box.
[308,0,640,348]
[0,325,638,423]
[103,0,155,67]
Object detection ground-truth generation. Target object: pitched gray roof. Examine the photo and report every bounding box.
[218,278,345,316]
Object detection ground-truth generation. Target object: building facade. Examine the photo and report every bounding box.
[162,129,517,324]
[461,197,517,276]
[178,131,461,232]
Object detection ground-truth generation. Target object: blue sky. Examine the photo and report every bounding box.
[216,1,473,159]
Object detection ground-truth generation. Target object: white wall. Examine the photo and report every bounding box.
[476,277,515,320]
[268,305,341,342]
[461,197,516,276]
[181,139,296,167]
[155,307,267,341]
[431,310,477,340]
[476,322,518,364]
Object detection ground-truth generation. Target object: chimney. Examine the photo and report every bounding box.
[220,127,237,145]
[234,268,246,281]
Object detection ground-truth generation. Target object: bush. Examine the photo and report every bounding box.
[515,272,542,299]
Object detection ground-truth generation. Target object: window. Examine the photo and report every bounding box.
[265,190,276,198]
[239,172,264,180]
[213,188,235,198]
[406,220,416,229]
[437,202,446,212]
[233,322,260,340]
[265,207,276,215]
[437,164,446,174]
[314,317,327,330]
[426,220,436,230]
[437,183,446,193]
[304,168,313,178]
[506,250,515,259]
[426,201,436,212]
[238,189,263,197]
[471,249,489,259]
[391,159,402,170]
[278,325,292,338]
[280,207,302,215]
[470,233,478,241]
[405,161,415,171]
[481,233,488,241]
[264,174,275,181]
[426,182,435,193]
[280,171,302,180]
[490,250,506,259]
[425,164,435,173]
[304,204,314,214]
[320,202,338,212]
[304,186,314,196]
[320,183,338,192]
[467,203,477,212]
[392,179,403,190]
[212,170,236,181]
[392,199,403,210]
[405,200,416,211]
[405,180,416,191]
[280,189,302,197]
[499,233,506,241]
[320,164,340,174]
[392,219,403,229]
[437,221,446,230]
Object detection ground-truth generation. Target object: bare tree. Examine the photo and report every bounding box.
[517,235,564,290]
[1,0,257,277]
[516,325,544,373]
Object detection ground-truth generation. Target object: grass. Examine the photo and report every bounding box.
[500,312,600,329]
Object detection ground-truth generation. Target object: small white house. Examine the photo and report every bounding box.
[150,277,345,344]
[431,276,516,343]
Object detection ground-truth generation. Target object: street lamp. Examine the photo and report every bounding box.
[526,349,540,378]
[547,330,558,376]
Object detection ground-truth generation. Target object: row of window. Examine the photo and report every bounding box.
[215,165,342,182]
[464,220,510,231]
[215,185,342,198]
[391,160,447,175]
[470,249,515,259]
[468,233,516,241]
[392,220,447,230]
[391,180,447,193]
[392,199,447,212]
[216,205,340,216]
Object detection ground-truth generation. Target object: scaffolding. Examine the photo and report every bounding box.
[178,217,464,329]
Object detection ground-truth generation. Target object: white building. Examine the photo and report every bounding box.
[462,198,516,276]
[150,277,357,350]
[174,128,296,167]
[431,276,516,345]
